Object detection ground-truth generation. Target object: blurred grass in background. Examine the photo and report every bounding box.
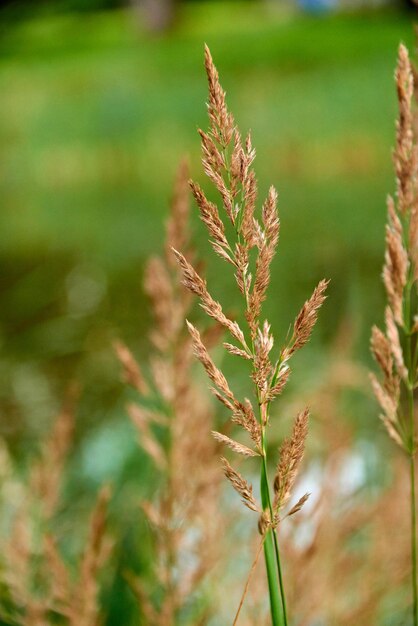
[0,2,416,622]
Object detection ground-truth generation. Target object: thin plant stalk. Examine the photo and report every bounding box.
[261,451,286,626]
[410,453,418,625]
[262,526,284,626]
[406,280,418,625]
[272,516,288,626]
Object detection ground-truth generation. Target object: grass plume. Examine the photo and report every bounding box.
[116,160,222,625]
[174,45,328,624]
[370,43,418,625]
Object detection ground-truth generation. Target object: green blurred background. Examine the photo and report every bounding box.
[0,0,417,622]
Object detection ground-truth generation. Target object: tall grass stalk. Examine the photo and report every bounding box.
[370,44,418,626]
[116,161,223,625]
[407,280,418,624]
[410,453,418,624]
[174,45,328,623]
[261,447,286,626]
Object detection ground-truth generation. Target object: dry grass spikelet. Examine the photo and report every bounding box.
[273,407,309,516]
[114,340,148,394]
[173,248,248,348]
[30,385,77,518]
[385,305,408,381]
[247,187,280,337]
[383,206,408,326]
[165,157,190,264]
[395,43,416,218]
[370,325,394,386]
[231,399,262,449]
[186,320,235,402]
[204,44,234,151]
[286,279,329,358]
[72,486,112,626]
[221,457,260,513]
[212,431,260,457]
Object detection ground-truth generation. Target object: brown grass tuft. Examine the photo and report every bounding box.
[0,393,111,626]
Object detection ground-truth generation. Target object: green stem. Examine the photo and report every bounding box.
[410,452,418,626]
[405,278,418,626]
[407,347,418,626]
[260,455,285,626]
[272,522,288,625]
[262,531,283,625]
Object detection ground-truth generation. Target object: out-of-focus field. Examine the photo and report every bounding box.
[0,3,414,429]
[0,4,416,622]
